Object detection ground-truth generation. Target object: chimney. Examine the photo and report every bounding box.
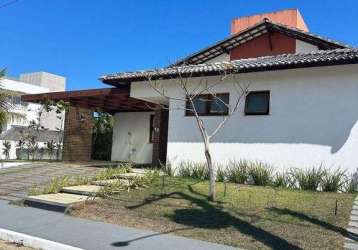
[231,9,308,35]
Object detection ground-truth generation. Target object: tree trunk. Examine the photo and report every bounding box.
[204,137,216,201]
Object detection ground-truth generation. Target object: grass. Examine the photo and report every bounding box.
[70,176,355,250]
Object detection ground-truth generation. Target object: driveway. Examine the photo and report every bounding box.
[0,162,101,201]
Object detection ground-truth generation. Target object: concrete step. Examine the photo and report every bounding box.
[131,168,164,176]
[347,228,358,241]
[24,193,95,212]
[345,242,358,250]
[61,185,102,196]
[351,215,358,222]
[350,221,358,228]
[114,172,145,179]
[92,179,129,186]
[131,168,148,174]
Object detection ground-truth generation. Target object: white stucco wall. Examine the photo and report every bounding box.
[131,64,358,173]
[111,112,154,164]
[295,40,319,53]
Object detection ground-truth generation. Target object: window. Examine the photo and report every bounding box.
[149,114,155,143]
[185,93,229,116]
[13,96,21,105]
[245,91,270,115]
[7,96,28,107]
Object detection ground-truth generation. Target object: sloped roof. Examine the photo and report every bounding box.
[101,48,358,84]
[0,126,62,142]
[170,19,351,66]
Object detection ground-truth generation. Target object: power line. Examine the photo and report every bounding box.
[0,0,20,10]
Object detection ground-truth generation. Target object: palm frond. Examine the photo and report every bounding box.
[0,68,5,78]
[0,69,26,127]
[0,110,8,129]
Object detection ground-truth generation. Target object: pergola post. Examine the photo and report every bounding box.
[62,106,93,162]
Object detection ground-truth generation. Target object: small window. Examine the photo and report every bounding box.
[149,114,155,143]
[245,91,270,115]
[186,93,229,116]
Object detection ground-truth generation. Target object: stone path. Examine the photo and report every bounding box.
[24,169,147,212]
[0,162,101,201]
[345,195,358,249]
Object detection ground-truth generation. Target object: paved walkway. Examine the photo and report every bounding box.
[0,200,236,250]
[0,162,100,201]
[345,195,358,250]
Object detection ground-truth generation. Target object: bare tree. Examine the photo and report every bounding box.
[144,68,248,201]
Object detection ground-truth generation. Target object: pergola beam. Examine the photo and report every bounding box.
[22,87,155,113]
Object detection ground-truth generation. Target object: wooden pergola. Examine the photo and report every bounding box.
[21,87,154,114]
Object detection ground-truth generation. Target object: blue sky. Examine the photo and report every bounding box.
[1,0,357,90]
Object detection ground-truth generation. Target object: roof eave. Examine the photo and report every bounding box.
[102,57,358,86]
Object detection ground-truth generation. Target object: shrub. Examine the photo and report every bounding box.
[226,160,249,184]
[177,162,192,178]
[290,166,325,191]
[272,171,290,188]
[177,161,209,180]
[94,163,132,181]
[249,161,273,186]
[43,176,71,194]
[99,172,157,197]
[345,174,357,193]
[216,166,226,182]
[321,168,347,192]
[162,161,175,177]
[191,162,209,180]
[144,169,161,182]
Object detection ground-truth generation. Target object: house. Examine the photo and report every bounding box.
[0,72,65,159]
[22,9,358,173]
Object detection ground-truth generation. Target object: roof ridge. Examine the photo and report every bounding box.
[171,20,351,66]
[172,48,358,69]
[265,20,352,48]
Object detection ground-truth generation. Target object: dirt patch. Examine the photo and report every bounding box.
[0,240,34,250]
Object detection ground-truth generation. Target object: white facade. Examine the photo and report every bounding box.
[20,72,66,93]
[121,64,358,173]
[0,78,49,131]
[0,73,66,160]
[19,72,66,130]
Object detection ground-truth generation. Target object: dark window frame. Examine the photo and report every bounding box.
[149,114,155,143]
[185,93,229,116]
[244,90,270,116]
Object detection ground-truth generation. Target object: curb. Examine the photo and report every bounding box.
[0,228,84,250]
[345,195,358,249]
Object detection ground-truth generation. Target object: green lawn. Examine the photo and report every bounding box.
[71,176,355,250]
